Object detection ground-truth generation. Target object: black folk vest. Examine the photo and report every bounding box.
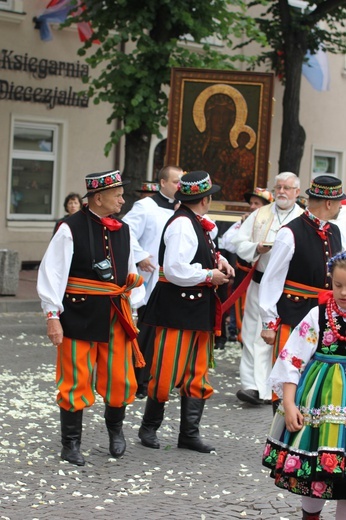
[60,207,130,342]
[143,205,217,331]
[277,213,341,328]
[317,303,346,355]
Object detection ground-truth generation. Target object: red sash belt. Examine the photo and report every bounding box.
[66,274,145,367]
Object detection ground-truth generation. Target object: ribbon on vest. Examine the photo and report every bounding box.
[282,279,326,299]
[100,217,123,231]
[315,223,330,240]
[66,273,145,367]
[196,215,216,232]
[318,290,333,304]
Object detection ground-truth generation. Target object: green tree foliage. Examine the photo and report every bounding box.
[66,0,266,198]
[246,0,346,173]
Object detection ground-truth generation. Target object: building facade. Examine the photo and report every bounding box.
[0,0,115,263]
[1,0,346,264]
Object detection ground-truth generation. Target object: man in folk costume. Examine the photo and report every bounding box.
[133,179,160,199]
[37,170,145,466]
[122,165,183,398]
[220,187,274,343]
[139,171,234,453]
[230,172,303,406]
[260,175,346,412]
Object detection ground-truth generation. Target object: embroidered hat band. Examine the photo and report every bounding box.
[83,170,130,197]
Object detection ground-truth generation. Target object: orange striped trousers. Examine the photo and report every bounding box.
[56,312,137,411]
[148,327,214,403]
[272,323,293,402]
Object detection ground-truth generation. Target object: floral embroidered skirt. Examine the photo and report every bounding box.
[262,352,346,500]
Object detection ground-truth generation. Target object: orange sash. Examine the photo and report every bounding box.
[66,274,145,367]
[283,279,326,299]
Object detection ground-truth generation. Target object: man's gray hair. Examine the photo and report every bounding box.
[275,171,300,188]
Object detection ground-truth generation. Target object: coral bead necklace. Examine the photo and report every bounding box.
[326,297,346,341]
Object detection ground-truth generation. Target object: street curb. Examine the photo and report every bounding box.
[0,299,41,313]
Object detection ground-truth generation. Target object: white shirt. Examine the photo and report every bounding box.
[259,226,297,323]
[163,213,221,286]
[230,202,302,273]
[268,306,320,398]
[122,196,174,305]
[37,222,145,316]
[259,212,346,325]
[219,221,241,254]
[331,205,346,246]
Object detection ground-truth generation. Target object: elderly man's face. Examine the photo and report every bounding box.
[274,178,300,210]
[95,187,125,216]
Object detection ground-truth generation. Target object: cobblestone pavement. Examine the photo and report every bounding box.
[0,313,336,520]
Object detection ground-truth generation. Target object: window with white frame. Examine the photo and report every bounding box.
[0,0,13,10]
[312,149,340,177]
[8,121,59,220]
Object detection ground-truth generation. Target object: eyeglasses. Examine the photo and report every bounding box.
[273,185,298,192]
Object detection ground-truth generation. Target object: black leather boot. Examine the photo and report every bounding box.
[60,408,85,466]
[138,397,165,449]
[178,397,215,453]
[104,405,126,458]
[302,509,322,519]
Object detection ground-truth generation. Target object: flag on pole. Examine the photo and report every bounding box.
[33,0,72,41]
[302,48,330,91]
[34,0,99,43]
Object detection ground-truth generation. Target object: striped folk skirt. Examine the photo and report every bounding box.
[263,352,346,500]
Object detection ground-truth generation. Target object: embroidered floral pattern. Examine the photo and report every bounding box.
[178,173,212,196]
[309,180,343,199]
[321,315,341,354]
[263,305,346,501]
[322,329,338,346]
[299,321,310,337]
[86,170,122,190]
[300,403,346,427]
[263,317,281,331]
[296,321,318,344]
[263,441,341,499]
[277,475,334,499]
[46,310,60,319]
[263,443,278,467]
[279,349,305,371]
[284,454,301,473]
[321,318,339,354]
[276,449,287,469]
[317,452,344,474]
[311,481,328,498]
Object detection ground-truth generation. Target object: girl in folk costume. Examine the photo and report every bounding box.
[262,251,346,519]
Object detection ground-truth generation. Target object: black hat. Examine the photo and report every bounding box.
[305,175,346,200]
[83,170,130,198]
[174,171,220,202]
[135,180,160,193]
